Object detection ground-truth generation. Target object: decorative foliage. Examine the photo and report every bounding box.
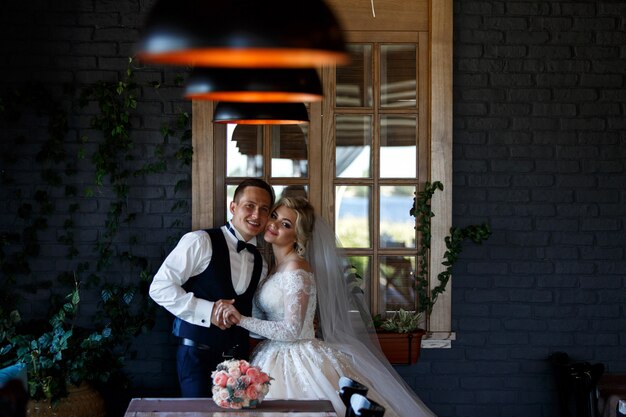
[375,181,491,334]
[410,181,491,316]
[0,58,192,404]
[1,284,114,403]
[380,308,422,333]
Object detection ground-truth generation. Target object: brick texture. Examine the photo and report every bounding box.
[1,1,625,417]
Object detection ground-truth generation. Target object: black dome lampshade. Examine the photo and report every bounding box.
[185,68,323,102]
[213,102,310,125]
[136,0,349,68]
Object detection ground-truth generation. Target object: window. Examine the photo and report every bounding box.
[191,0,453,347]
[327,40,426,317]
[224,123,311,211]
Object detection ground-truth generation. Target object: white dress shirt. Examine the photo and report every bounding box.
[149,222,268,328]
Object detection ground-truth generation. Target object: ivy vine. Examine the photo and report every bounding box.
[410,181,491,315]
[0,58,192,401]
[76,57,192,346]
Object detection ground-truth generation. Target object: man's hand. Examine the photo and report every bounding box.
[211,299,235,330]
[224,306,242,327]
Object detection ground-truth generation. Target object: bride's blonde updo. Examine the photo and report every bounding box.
[273,196,315,256]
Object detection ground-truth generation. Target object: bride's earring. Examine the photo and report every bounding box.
[295,242,305,257]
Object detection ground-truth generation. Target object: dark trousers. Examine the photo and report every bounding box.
[176,345,220,398]
[176,343,249,398]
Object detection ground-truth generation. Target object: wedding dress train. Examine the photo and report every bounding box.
[238,269,436,417]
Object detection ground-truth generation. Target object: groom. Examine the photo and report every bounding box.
[150,178,274,397]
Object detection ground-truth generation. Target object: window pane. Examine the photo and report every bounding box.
[225,185,237,220]
[379,256,417,312]
[380,115,416,178]
[336,115,372,178]
[380,44,416,108]
[380,186,416,249]
[336,185,371,248]
[227,184,311,219]
[346,256,371,310]
[227,124,263,177]
[336,44,372,107]
[274,184,309,201]
[270,125,308,178]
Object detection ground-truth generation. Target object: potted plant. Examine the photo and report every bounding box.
[0,283,112,416]
[374,309,426,365]
[374,181,491,364]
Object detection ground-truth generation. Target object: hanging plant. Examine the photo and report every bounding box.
[376,181,491,333]
[411,181,491,315]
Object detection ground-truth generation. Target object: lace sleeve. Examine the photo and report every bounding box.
[239,270,313,342]
[251,296,266,320]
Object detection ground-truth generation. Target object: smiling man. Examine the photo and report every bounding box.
[150,178,274,398]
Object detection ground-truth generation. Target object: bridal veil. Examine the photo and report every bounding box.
[306,215,436,417]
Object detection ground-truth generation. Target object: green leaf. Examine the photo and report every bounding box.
[123,289,135,305]
[101,288,112,303]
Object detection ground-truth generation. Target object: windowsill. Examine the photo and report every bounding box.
[421,331,455,349]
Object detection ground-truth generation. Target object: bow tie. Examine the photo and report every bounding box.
[236,240,258,254]
[227,223,258,254]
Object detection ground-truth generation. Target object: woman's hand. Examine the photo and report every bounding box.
[224,305,242,327]
[212,299,235,329]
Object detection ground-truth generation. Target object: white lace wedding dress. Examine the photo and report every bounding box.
[238,269,435,417]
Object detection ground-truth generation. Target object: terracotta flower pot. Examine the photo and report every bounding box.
[27,383,106,417]
[376,329,426,365]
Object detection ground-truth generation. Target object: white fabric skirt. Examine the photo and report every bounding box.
[251,338,400,417]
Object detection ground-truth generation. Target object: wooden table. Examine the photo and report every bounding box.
[599,374,626,417]
[124,398,338,417]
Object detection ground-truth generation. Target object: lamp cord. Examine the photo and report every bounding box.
[370,0,376,17]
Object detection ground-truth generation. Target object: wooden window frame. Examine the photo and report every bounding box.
[324,34,427,321]
[190,0,453,347]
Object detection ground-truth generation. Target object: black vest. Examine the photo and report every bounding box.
[172,227,262,352]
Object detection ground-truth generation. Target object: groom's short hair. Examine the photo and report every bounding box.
[233,178,275,206]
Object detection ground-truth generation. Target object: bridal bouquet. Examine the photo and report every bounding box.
[211,359,272,409]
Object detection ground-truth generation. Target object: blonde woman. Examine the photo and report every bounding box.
[225,197,436,417]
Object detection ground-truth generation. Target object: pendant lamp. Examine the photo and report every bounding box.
[185,68,323,102]
[213,102,309,125]
[137,0,349,68]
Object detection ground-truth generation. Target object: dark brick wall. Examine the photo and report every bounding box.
[413,1,625,417]
[0,0,190,411]
[1,1,625,417]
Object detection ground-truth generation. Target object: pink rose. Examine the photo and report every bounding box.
[228,365,241,378]
[239,360,251,374]
[213,371,229,388]
[245,385,258,400]
[213,388,230,403]
[258,372,270,384]
[221,389,231,400]
[227,376,237,386]
[246,367,261,380]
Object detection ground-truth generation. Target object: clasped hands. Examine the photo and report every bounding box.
[211,299,242,330]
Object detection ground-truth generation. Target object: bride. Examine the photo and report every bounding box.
[223,196,436,417]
